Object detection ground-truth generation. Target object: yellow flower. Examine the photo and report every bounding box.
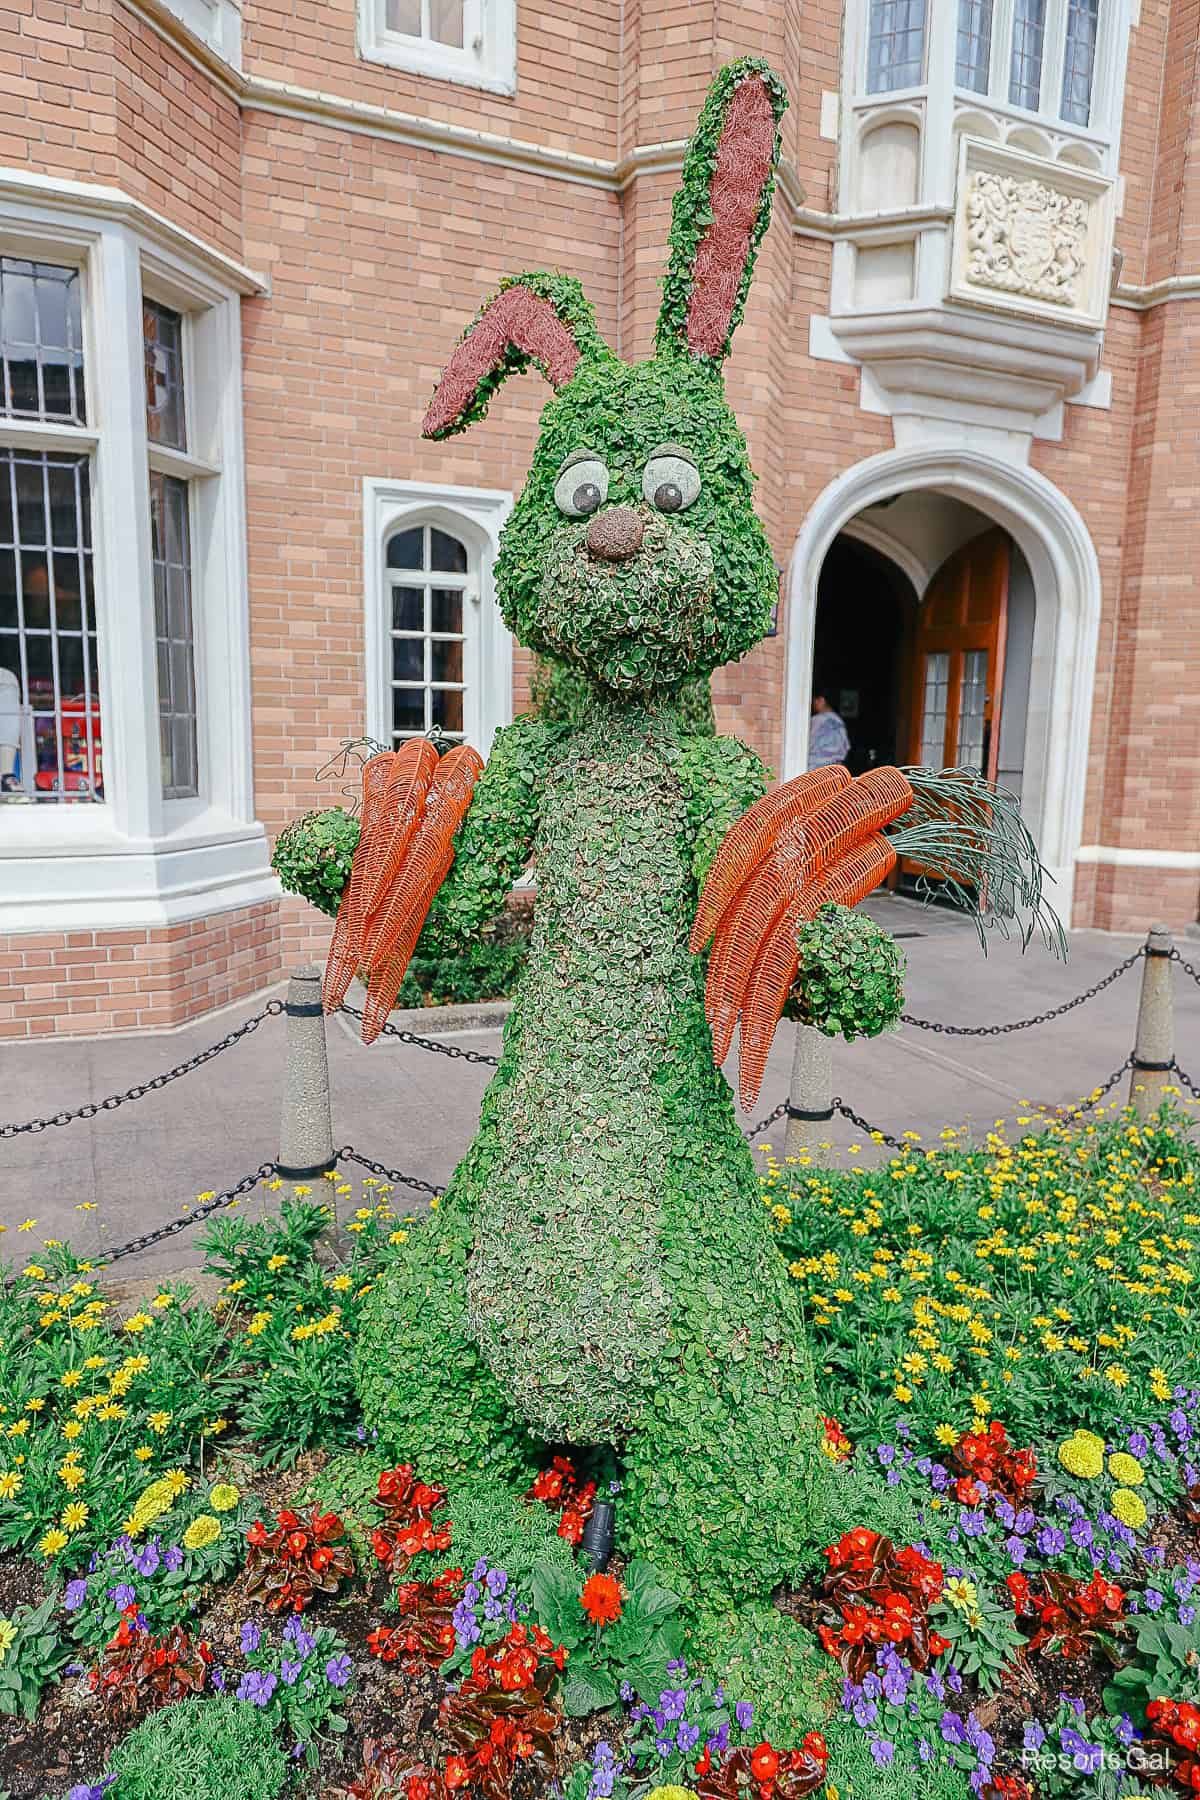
[1111,1487,1147,1530]
[0,1619,15,1664]
[61,1502,88,1532]
[182,1514,221,1551]
[0,1472,23,1500]
[330,1275,351,1292]
[122,1313,153,1335]
[147,1412,171,1435]
[60,1369,83,1389]
[57,1463,85,1491]
[39,1528,68,1558]
[6,1419,29,1439]
[1104,1364,1130,1390]
[209,1482,240,1513]
[151,1293,174,1311]
[134,1446,153,1462]
[266,1254,289,1272]
[247,1311,272,1337]
[945,1576,979,1616]
[1108,1452,1145,1487]
[1058,1430,1105,1480]
[934,1425,959,1448]
[644,1790,699,1800]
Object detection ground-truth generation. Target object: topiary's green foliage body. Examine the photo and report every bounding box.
[107,1696,288,1800]
[274,807,360,919]
[785,903,907,1039]
[531,654,715,736]
[307,58,863,1611]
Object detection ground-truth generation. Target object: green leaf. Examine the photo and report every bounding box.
[562,1664,620,1717]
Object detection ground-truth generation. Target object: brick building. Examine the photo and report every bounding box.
[0,0,1196,1037]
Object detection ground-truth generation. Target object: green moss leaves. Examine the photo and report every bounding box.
[788,904,906,1042]
[271,808,360,919]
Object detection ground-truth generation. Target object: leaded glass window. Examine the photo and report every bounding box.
[1061,0,1100,124]
[386,524,468,744]
[956,0,994,92]
[1009,0,1047,109]
[0,258,85,426]
[867,0,926,92]
[143,299,198,800]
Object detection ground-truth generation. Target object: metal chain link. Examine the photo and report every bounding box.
[338,1005,501,1066]
[89,1163,276,1271]
[1170,946,1200,989]
[831,1096,905,1149]
[1042,1054,1135,1121]
[1167,1061,1200,1100]
[337,1145,446,1198]
[0,1001,286,1139]
[744,1099,788,1141]
[900,947,1144,1037]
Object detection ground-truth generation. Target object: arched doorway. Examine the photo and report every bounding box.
[811,535,918,775]
[783,448,1102,922]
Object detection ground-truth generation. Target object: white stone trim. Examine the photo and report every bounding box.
[363,479,513,762]
[781,445,1103,925]
[155,0,242,67]
[0,185,269,934]
[840,517,930,597]
[1076,846,1200,870]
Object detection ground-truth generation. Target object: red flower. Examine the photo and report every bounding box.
[955,1477,982,1507]
[750,1742,780,1782]
[580,1571,623,1626]
[443,1754,471,1790]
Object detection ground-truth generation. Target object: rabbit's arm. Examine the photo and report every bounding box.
[673,733,769,888]
[416,713,563,956]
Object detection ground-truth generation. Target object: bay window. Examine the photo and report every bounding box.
[0,181,269,933]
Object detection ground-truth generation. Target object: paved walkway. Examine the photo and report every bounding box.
[1,895,1197,1278]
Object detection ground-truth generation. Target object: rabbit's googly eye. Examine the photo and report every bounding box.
[554,457,609,519]
[642,452,700,514]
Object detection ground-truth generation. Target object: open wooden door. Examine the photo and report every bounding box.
[901,527,1009,881]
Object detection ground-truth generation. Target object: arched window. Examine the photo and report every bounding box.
[385,522,470,745]
[365,481,513,761]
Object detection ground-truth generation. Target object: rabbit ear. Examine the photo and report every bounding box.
[655,59,787,367]
[423,273,611,439]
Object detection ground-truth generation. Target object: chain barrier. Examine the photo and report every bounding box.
[337,1145,446,1198]
[831,1096,905,1150]
[26,1162,279,1281]
[1166,1060,1200,1101]
[0,1001,286,1139]
[1170,947,1200,989]
[744,1099,788,1141]
[900,947,1144,1037]
[338,1004,501,1067]
[1038,1055,1135,1122]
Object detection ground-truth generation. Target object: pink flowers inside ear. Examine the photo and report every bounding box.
[422,286,583,438]
[686,73,779,359]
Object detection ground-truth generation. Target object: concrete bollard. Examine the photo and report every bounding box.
[1128,923,1175,1119]
[784,1022,834,1160]
[276,966,337,1179]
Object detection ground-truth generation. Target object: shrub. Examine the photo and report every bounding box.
[106,1694,288,1800]
[785,903,905,1041]
[0,1592,67,1721]
[272,807,360,918]
[398,908,531,1008]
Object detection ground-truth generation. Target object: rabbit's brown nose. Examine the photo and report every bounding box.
[586,506,644,563]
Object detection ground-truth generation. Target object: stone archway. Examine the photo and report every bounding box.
[782,447,1102,924]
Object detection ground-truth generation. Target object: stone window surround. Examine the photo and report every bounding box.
[363,478,514,765]
[0,171,273,935]
[357,0,517,96]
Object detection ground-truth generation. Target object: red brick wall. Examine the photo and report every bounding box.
[0,903,282,1039]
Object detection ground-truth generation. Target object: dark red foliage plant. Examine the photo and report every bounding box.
[437,1622,564,1798]
[816,1527,948,1680]
[693,1734,829,1798]
[90,1604,212,1722]
[342,1738,448,1800]
[244,1505,356,1613]
[371,1465,454,1577]
[524,1454,595,1547]
[367,1568,464,1673]
[1145,1697,1200,1793]
[949,1421,1037,1509]
[1006,1569,1126,1659]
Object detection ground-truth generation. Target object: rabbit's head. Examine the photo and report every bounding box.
[423,60,788,698]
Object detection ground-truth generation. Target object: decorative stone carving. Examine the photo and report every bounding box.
[965,169,1089,307]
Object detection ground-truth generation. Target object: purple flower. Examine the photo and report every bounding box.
[107,1583,136,1610]
[1006,1535,1027,1567]
[1036,1526,1066,1557]
[485,1567,508,1597]
[966,1716,995,1761]
[1014,1508,1036,1536]
[211,1668,226,1691]
[1181,1605,1196,1626]
[961,1510,986,1539]
[946,1663,964,1695]
[239,1621,261,1656]
[925,1669,946,1702]
[163,1545,184,1572]
[854,1696,879,1729]
[131,1542,160,1579]
[707,1721,730,1755]
[66,1783,116,1800]
[472,1558,488,1580]
[1070,1518,1094,1550]
[655,1738,673,1758]
[918,1739,933,1763]
[1170,1409,1190,1441]
[877,1445,895,1467]
[325,1654,351,1688]
[280,1657,302,1687]
[1114,1714,1136,1747]
[940,1711,967,1746]
[1128,1432,1149,1459]
[870,1739,895,1767]
[677,1721,700,1753]
[735,1700,754,1731]
[64,1578,88,1611]
[237,1669,277,1707]
[659,1688,686,1722]
[1060,1727,1102,1774]
[283,1617,316,1657]
[1023,1720,1046,1752]
[619,1680,634,1703]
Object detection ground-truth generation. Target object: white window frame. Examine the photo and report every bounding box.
[357,0,516,95]
[147,0,243,69]
[363,478,513,763]
[0,175,271,933]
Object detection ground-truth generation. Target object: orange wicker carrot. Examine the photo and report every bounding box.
[735,832,898,1107]
[360,745,484,969]
[787,766,912,885]
[323,751,399,1014]
[362,737,440,916]
[691,763,851,952]
[703,840,804,1061]
[360,848,456,1043]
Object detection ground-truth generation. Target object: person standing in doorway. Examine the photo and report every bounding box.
[808,690,850,768]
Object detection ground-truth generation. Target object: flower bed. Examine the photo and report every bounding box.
[1,1100,1198,1799]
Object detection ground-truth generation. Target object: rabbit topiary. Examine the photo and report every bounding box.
[276,57,1059,1609]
